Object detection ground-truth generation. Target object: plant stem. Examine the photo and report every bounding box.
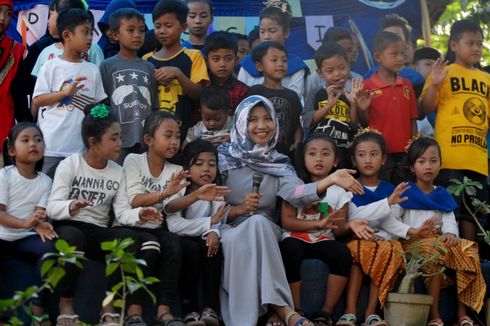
[120,269,125,326]
[461,193,487,235]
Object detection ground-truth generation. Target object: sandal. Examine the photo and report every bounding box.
[32,314,52,326]
[285,311,314,326]
[183,312,205,326]
[154,312,186,326]
[362,315,388,326]
[311,310,334,326]
[456,316,473,326]
[427,319,444,326]
[200,308,219,326]
[267,313,285,326]
[124,314,147,326]
[56,314,80,326]
[100,312,121,326]
[335,314,357,326]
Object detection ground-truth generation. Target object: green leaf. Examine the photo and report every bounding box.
[449,178,463,186]
[113,299,124,308]
[111,282,123,294]
[48,267,66,287]
[101,239,118,251]
[142,276,159,284]
[105,263,119,277]
[55,239,70,252]
[41,259,56,277]
[119,238,135,249]
[136,267,144,280]
[446,184,464,196]
[127,281,141,294]
[465,186,477,196]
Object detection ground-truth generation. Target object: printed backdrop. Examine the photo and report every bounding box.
[10,0,422,74]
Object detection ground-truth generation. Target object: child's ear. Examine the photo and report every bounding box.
[88,136,98,148]
[7,146,16,158]
[61,29,71,42]
[373,51,382,64]
[111,30,119,42]
[143,133,152,146]
[449,39,457,52]
[255,61,263,73]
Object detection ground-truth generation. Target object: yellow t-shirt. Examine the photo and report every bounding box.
[422,64,490,175]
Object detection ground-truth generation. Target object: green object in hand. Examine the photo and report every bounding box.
[317,202,329,216]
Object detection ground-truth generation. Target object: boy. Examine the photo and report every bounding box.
[358,31,418,184]
[184,86,232,147]
[143,0,209,141]
[248,41,302,157]
[182,0,213,50]
[303,43,363,166]
[306,27,363,96]
[204,31,248,113]
[32,8,106,178]
[99,8,159,164]
[235,33,250,66]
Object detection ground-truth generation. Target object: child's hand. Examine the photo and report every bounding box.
[344,78,363,104]
[239,193,261,215]
[349,219,375,240]
[164,170,191,198]
[154,67,181,85]
[23,209,47,228]
[329,169,364,195]
[196,184,231,202]
[388,182,410,206]
[210,135,230,147]
[139,207,163,224]
[62,77,87,97]
[69,199,93,216]
[430,58,448,87]
[317,210,343,230]
[211,203,230,225]
[325,85,341,106]
[35,222,58,242]
[206,232,220,257]
[442,233,459,247]
[408,216,439,237]
[355,89,372,111]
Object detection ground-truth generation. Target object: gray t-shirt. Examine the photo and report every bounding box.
[100,55,158,148]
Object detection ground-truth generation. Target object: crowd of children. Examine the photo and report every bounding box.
[1,0,489,325]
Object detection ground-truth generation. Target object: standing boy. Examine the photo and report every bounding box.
[204,31,248,114]
[100,8,159,164]
[143,0,209,141]
[32,9,106,178]
[358,31,418,184]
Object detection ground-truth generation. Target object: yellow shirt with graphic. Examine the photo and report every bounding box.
[422,64,490,175]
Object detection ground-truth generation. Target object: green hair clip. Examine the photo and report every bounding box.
[90,104,110,119]
[317,202,329,217]
[80,0,89,11]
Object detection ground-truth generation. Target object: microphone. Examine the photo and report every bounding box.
[250,172,264,216]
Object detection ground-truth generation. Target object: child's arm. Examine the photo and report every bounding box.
[345,78,364,126]
[281,201,342,232]
[356,89,371,127]
[32,76,87,108]
[316,169,364,196]
[165,184,230,213]
[154,67,202,101]
[312,85,340,126]
[420,58,448,114]
[410,119,418,137]
[0,205,46,229]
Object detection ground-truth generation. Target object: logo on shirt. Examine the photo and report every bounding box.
[463,97,486,126]
[57,79,95,112]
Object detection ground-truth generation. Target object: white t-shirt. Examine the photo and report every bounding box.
[33,57,107,157]
[31,42,104,77]
[116,153,184,229]
[166,199,223,237]
[0,166,52,241]
[185,118,233,143]
[47,154,139,227]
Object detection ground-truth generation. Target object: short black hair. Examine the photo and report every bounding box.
[248,26,260,48]
[57,8,92,44]
[2,122,45,172]
[49,0,84,12]
[413,47,440,63]
[234,32,248,42]
[153,0,189,24]
[200,86,231,112]
[81,104,118,149]
[109,8,145,32]
[251,40,287,63]
[314,42,348,69]
[204,31,237,56]
[372,31,403,53]
[186,0,213,16]
[379,13,412,42]
[322,26,352,44]
[143,111,178,137]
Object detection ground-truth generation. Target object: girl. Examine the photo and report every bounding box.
[280,134,374,325]
[336,130,436,326]
[420,19,489,241]
[400,137,485,326]
[238,0,308,99]
[217,95,364,326]
[165,139,229,326]
[183,0,213,50]
[47,105,147,326]
[0,123,55,326]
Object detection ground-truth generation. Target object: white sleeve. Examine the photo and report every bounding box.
[36,177,53,208]
[46,158,75,220]
[113,174,142,226]
[348,198,392,222]
[123,155,146,204]
[441,211,459,236]
[285,69,306,100]
[33,62,51,99]
[166,212,212,237]
[379,206,411,239]
[0,169,9,205]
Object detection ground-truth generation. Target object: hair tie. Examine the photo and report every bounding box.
[80,0,89,10]
[405,133,425,152]
[353,127,383,139]
[263,0,291,14]
[90,104,110,119]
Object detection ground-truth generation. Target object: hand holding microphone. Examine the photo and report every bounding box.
[248,172,263,216]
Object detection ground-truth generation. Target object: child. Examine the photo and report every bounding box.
[97,0,137,59]
[204,31,248,113]
[280,134,374,325]
[32,9,107,178]
[336,130,436,326]
[399,137,485,326]
[420,19,490,241]
[238,0,308,99]
[117,111,189,325]
[303,42,363,164]
[0,0,29,157]
[357,31,418,185]
[235,32,250,67]
[184,86,233,147]
[47,105,147,325]
[247,41,303,157]
[143,0,209,141]
[0,123,56,325]
[164,139,229,326]
[99,8,159,164]
[182,0,213,50]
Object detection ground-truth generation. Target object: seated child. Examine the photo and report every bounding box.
[184,86,233,147]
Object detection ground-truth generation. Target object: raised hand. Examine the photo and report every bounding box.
[35,222,58,242]
[329,169,364,195]
[388,182,410,205]
[349,219,375,240]
[196,184,231,202]
[344,78,363,104]
[62,76,87,97]
[430,58,448,87]
[23,208,46,228]
[326,84,342,106]
[355,89,372,112]
[68,199,93,216]
[211,203,230,225]
[165,170,191,198]
[139,207,163,224]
